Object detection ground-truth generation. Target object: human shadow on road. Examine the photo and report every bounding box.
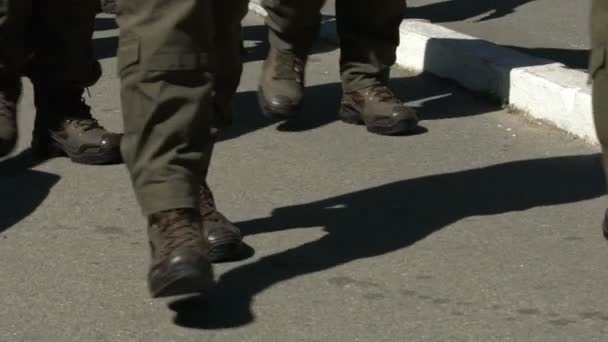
[94,35,118,61]
[0,149,60,234]
[94,16,117,32]
[93,16,119,60]
[406,2,587,70]
[93,20,338,62]
[217,74,499,143]
[506,46,589,71]
[406,0,536,23]
[169,153,604,328]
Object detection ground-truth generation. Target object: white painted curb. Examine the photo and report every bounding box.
[248,1,596,144]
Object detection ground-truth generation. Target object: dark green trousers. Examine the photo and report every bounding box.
[262,0,404,92]
[116,0,248,215]
[0,0,100,87]
[591,0,608,188]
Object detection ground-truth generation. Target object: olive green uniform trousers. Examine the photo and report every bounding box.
[262,0,405,92]
[116,0,248,215]
[0,0,100,89]
[592,0,608,187]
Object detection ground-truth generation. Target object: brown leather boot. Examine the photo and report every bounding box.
[147,209,214,298]
[200,181,242,262]
[339,85,419,135]
[258,48,307,119]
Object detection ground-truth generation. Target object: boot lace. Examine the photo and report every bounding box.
[65,96,102,132]
[156,210,201,258]
[366,85,399,103]
[274,51,305,82]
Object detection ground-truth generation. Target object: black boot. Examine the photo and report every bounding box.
[30,82,122,165]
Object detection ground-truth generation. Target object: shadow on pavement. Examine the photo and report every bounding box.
[506,46,589,70]
[406,0,537,23]
[94,16,118,32]
[0,149,60,234]
[406,1,588,70]
[217,74,499,142]
[93,20,337,62]
[169,153,604,328]
[94,36,118,60]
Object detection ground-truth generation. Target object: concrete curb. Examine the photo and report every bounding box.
[248,1,596,144]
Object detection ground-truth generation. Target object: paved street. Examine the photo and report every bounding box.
[321,0,590,69]
[1,12,607,341]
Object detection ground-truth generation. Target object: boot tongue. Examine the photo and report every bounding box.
[154,208,190,224]
[274,51,304,81]
[67,117,100,132]
[367,85,400,104]
[59,88,101,131]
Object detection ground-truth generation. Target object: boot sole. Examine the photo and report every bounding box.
[257,87,301,120]
[151,263,215,298]
[339,110,419,136]
[32,140,122,165]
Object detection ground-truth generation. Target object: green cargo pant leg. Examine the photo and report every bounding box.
[262,0,325,54]
[212,0,249,129]
[336,0,404,92]
[116,0,216,216]
[591,0,608,189]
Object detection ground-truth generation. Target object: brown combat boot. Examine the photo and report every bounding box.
[0,75,21,157]
[339,85,419,135]
[147,209,215,298]
[258,48,307,119]
[200,181,242,262]
[30,84,122,165]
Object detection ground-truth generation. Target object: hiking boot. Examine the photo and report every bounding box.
[339,85,419,135]
[258,48,307,119]
[147,208,215,298]
[30,85,122,165]
[200,181,242,262]
[0,76,21,157]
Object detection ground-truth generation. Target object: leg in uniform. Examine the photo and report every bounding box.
[116,0,248,296]
[590,0,608,239]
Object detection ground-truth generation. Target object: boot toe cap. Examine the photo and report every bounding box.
[100,133,122,150]
[392,105,419,122]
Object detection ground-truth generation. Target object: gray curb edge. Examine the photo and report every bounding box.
[248,1,596,144]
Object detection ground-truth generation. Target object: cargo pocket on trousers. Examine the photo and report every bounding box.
[590,45,606,81]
